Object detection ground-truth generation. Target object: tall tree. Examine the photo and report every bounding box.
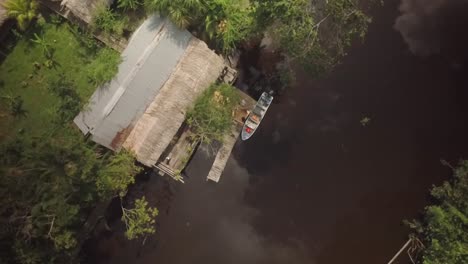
[144,0,205,28]
[96,150,142,199]
[204,0,257,54]
[121,196,158,240]
[407,161,468,263]
[3,0,38,31]
[187,83,240,143]
[254,0,372,74]
[0,128,141,263]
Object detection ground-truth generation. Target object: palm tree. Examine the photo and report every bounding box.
[3,0,38,31]
[144,0,204,28]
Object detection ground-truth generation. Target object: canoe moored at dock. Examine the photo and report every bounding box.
[241,92,273,141]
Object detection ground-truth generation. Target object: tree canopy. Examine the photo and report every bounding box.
[147,0,372,73]
[187,83,240,144]
[3,0,38,31]
[121,196,159,240]
[117,0,141,11]
[144,0,255,53]
[144,0,205,28]
[407,161,468,264]
[0,19,138,264]
[0,127,141,263]
[255,0,372,74]
[96,150,142,199]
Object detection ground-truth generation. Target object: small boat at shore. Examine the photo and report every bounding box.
[241,92,273,141]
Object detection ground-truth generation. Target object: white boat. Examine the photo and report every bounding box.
[241,92,273,141]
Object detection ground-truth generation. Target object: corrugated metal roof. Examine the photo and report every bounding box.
[74,15,192,151]
[122,38,226,166]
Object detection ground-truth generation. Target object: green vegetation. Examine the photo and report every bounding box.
[144,0,255,54]
[187,83,240,143]
[255,0,372,74]
[92,5,129,36]
[118,0,141,11]
[30,33,53,58]
[0,0,375,262]
[86,48,122,86]
[406,161,468,264]
[3,0,38,31]
[121,196,159,240]
[0,128,141,263]
[144,0,203,28]
[0,21,120,138]
[91,1,146,38]
[0,20,139,263]
[147,0,372,72]
[204,0,256,53]
[96,150,142,199]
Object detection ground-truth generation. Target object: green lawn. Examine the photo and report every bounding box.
[0,19,119,141]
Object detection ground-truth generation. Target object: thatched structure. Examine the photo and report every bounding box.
[74,15,226,167]
[0,0,7,27]
[60,0,112,24]
[123,39,225,166]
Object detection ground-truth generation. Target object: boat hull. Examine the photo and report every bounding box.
[241,92,273,141]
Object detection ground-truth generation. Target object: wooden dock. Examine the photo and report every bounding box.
[154,125,197,182]
[207,90,256,182]
[207,124,242,182]
[154,88,255,183]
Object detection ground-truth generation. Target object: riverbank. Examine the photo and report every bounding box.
[82,0,468,263]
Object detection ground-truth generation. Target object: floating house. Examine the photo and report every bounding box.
[74,15,228,167]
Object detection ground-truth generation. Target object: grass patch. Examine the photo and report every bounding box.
[0,20,120,141]
[92,2,147,39]
[0,20,136,263]
[187,83,240,143]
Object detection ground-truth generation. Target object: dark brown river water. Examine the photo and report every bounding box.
[85,0,468,263]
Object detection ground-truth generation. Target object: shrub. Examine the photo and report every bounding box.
[187,83,240,143]
[3,0,38,31]
[144,0,204,28]
[407,161,468,263]
[86,48,121,86]
[205,1,257,54]
[48,76,82,123]
[96,150,141,199]
[117,0,141,11]
[121,196,158,240]
[92,5,128,36]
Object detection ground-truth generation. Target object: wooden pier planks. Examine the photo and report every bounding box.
[206,90,256,183]
[207,124,242,182]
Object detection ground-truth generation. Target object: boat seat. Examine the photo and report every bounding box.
[250,114,260,123]
[253,106,264,116]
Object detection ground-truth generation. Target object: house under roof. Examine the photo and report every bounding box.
[74,15,226,166]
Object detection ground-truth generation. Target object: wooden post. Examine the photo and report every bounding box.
[388,238,412,264]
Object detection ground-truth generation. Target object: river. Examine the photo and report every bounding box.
[85,0,468,263]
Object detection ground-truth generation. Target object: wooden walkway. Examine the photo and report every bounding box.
[153,126,197,183]
[207,124,242,182]
[207,90,256,182]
